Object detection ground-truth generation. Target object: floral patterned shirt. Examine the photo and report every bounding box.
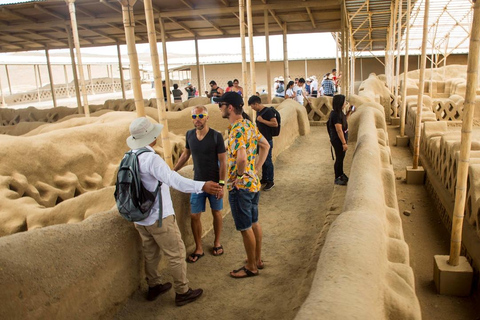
[227,118,263,192]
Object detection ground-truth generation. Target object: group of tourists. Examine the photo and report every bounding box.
[120,88,280,307]
[273,68,341,102]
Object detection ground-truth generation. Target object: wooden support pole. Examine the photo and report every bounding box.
[111,65,116,92]
[119,0,145,117]
[0,70,6,107]
[239,0,248,105]
[144,0,173,168]
[66,0,90,116]
[45,48,57,108]
[37,64,43,88]
[264,10,272,103]
[63,65,71,98]
[283,23,289,83]
[159,17,172,109]
[194,37,201,96]
[335,32,340,74]
[246,0,256,98]
[394,0,403,118]
[5,65,12,95]
[400,0,411,137]
[87,65,95,94]
[34,65,41,102]
[448,0,480,267]
[65,25,82,113]
[116,43,126,100]
[341,4,346,95]
[412,0,429,169]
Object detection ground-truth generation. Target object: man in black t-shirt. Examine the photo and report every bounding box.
[174,106,227,263]
[248,95,278,191]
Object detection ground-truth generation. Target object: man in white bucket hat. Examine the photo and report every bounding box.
[125,116,222,306]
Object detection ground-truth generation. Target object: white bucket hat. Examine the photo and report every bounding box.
[278,76,284,81]
[126,117,164,149]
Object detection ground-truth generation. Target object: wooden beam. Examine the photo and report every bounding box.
[1,7,37,23]
[306,7,316,29]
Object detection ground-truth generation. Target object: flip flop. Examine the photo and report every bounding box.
[186,252,204,263]
[213,245,224,256]
[230,266,259,278]
[244,258,265,269]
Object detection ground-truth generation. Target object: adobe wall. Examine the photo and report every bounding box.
[296,76,421,319]
[0,100,308,319]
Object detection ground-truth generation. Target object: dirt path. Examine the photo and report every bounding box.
[387,125,479,320]
[113,126,334,320]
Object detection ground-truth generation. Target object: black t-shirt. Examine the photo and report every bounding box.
[256,107,275,141]
[328,110,348,142]
[185,128,226,182]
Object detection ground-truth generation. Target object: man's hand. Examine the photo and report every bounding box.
[216,187,224,200]
[342,143,348,152]
[202,181,222,195]
[256,115,264,123]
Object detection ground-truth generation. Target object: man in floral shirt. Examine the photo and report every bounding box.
[214,92,270,278]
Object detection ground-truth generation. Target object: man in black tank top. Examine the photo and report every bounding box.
[205,80,224,103]
[174,105,227,263]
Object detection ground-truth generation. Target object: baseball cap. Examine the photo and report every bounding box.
[213,92,244,108]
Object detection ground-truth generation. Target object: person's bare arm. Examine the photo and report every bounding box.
[173,148,191,171]
[256,136,270,170]
[335,123,348,151]
[257,114,278,127]
[217,87,224,95]
[217,151,227,199]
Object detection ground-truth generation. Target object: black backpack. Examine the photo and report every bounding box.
[114,148,162,222]
[269,107,281,137]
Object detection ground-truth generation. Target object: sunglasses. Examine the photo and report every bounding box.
[191,113,207,120]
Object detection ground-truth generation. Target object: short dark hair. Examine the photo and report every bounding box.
[332,68,337,72]
[173,83,178,89]
[209,80,216,85]
[298,78,305,84]
[248,95,261,106]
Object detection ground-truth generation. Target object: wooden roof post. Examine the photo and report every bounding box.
[87,65,95,94]
[264,10,272,104]
[194,37,201,97]
[65,25,82,113]
[63,65,71,98]
[239,0,248,106]
[449,0,480,267]
[247,0,256,98]
[158,17,172,110]
[34,65,40,102]
[66,0,90,117]
[45,48,57,108]
[5,65,12,95]
[412,0,429,169]
[116,44,126,100]
[394,0,403,118]
[283,22,289,83]
[400,0,411,137]
[118,0,145,117]
[144,0,173,168]
[0,71,6,108]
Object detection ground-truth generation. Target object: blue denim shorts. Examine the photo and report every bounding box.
[228,189,260,231]
[190,192,223,214]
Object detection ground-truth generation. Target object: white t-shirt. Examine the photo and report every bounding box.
[294,85,304,105]
[311,80,318,92]
[286,88,294,99]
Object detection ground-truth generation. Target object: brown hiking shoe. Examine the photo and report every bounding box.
[147,282,172,301]
[175,288,203,306]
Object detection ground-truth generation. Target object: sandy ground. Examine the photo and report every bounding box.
[112,126,335,320]
[387,125,479,320]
